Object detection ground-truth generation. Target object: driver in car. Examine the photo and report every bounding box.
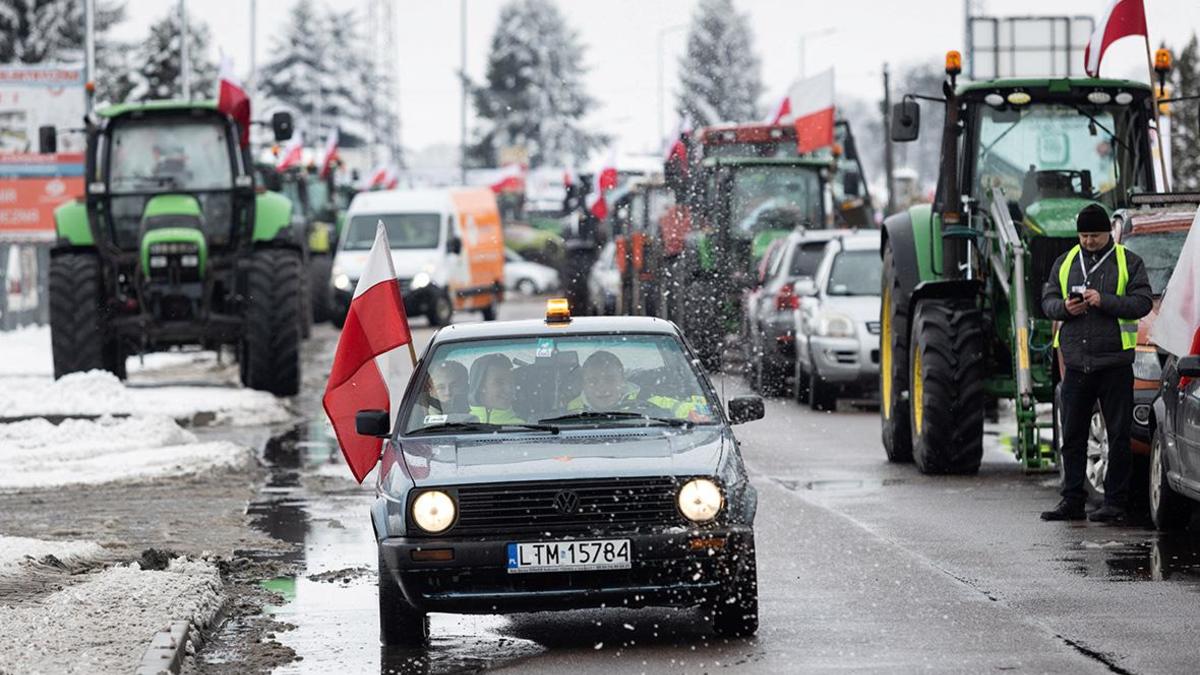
[568,351,711,421]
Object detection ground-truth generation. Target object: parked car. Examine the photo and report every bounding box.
[745,229,850,396]
[794,230,883,410]
[504,248,560,295]
[1148,354,1200,530]
[587,241,621,315]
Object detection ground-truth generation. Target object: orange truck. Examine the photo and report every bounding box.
[331,187,505,326]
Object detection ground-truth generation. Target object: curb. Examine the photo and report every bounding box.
[135,620,191,675]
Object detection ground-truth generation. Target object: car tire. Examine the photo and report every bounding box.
[809,371,836,412]
[792,355,811,403]
[308,253,334,323]
[1149,429,1191,531]
[49,252,124,380]
[378,550,429,647]
[880,244,913,463]
[427,291,453,327]
[907,298,985,475]
[756,356,787,397]
[481,303,497,321]
[516,278,537,295]
[710,541,758,638]
[240,247,302,396]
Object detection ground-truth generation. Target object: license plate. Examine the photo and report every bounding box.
[506,539,631,574]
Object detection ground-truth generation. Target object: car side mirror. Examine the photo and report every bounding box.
[38,125,57,153]
[1179,355,1200,378]
[891,101,920,143]
[794,278,818,297]
[727,395,764,424]
[355,409,391,438]
[446,237,462,254]
[842,172,861,197]
[271,111,294,142]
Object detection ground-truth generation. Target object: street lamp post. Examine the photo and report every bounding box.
[656,23,687,145]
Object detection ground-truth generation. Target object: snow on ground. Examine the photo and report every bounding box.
[0,325,54,377]
[0,536,106,576]
[0,416,252,490]
[0,557,223,675]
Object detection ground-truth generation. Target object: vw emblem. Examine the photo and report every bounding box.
[553,490,580,514]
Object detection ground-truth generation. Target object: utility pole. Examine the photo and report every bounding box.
[460,0,468,184]
[180,0,191,100]
[84,0,95,112]
[248,0,257,93]
[883,63,896,215]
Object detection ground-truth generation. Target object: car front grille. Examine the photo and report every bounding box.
[865,321,881,335]
[397,277,412,294]
[438,477,686,536]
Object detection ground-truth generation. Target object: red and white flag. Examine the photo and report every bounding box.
[1151,208,1200,380]
[216,54,251,148]
[319,128,339,179]
[275,129,304,171]
[323,222,413,483]
[1084,0,1147,77]
[586,149,618,221]
[363,163,398,190]
[789,69,835,154]
[489,162,526,193]
[767,94,792,126]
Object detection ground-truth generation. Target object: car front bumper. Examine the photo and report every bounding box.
[1130,386,1156,455]
[379,526,754,614]
[809,333,881,391]
[333,282,439,320]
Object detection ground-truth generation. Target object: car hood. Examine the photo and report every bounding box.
[820,295,879,323]
[396,426,726,487]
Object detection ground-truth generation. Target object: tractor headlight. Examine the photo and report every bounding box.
[333,273,352,291]
[411,490,456,533]
[817,312,856,338]
[1133,349,1161,382]
[180,254,199,267]
[677,478,723,523]
[411,271,432,290]
[149,255,168,269]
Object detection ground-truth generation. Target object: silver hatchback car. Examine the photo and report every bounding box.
[793,231,882,410]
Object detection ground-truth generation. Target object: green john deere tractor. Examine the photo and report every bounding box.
[880,53,1164,473]
[40,101,305,395]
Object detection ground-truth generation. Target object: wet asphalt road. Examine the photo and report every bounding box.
[226,297,1200,674]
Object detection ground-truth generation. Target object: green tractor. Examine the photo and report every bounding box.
[880,52,1164,473]
[40,101,305,395]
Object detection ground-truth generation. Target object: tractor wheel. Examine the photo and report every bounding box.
[308,254,334,324]
[49,252,124,380]
[907,298,985,475]
[240,248,301,396]
[880,245,912,463]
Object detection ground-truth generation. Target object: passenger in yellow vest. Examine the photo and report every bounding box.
[568,351,710,420]
[468,354,525,424]
[1039,204,1152,524]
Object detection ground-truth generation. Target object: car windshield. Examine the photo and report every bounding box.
[731,166,822,237]
[344,213,441,250]
[972,101,1152,211]
[404,333,718,434]
[108,117,233,193]
[826,249,881,296]
[1122,230,1188,295]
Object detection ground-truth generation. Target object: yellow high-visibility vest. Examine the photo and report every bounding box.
[1053,244,1137,350]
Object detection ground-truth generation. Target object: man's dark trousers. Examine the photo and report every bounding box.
[1059,365,1134,507]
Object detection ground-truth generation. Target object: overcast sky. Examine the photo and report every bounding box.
[113,0,1200,157]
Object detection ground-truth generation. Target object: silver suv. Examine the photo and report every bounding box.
[793,231,882,410]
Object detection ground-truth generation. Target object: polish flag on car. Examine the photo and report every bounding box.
[216,55,251,148]
[1151,207,1200,383]
[586,149,618,221]
[323,222,413,483]
[1084,0,1147,77]
[319,128,339,179]
[275,129,304,171]
[789,69,835,154]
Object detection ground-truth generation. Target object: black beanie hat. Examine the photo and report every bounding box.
[1076,204,1111,233]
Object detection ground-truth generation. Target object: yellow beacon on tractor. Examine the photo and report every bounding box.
[545,298,571,324]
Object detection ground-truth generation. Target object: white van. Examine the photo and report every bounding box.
[330,188,505,327]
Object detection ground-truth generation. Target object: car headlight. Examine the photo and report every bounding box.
[411,271,431,290]
[817,312,856,338]
[411,490,456,533]
[1133,349,1161,382]
[677,478,723,523]
[333,273,352,291]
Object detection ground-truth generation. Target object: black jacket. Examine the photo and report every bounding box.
[1041,240,1153,373]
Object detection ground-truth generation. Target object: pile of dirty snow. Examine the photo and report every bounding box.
[0,370,291,425]
[0,536,106,575]
[0,415,251,489]
[0,557,222,674]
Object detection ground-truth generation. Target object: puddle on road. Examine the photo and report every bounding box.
[1060,533,1200,583]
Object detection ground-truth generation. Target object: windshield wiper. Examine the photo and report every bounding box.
[538,411,693,428]
[409,421,559,435]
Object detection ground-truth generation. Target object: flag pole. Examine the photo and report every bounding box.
[407,341,417,367]
[1144,34,1171,192]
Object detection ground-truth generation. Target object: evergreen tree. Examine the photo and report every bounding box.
[675,0,762,126]
[259,0,325,131]
[1169,33,1200,191]
[0,0,123,64]
[469,0,601,168]
[116,8,214,102]
[320,8,367,147]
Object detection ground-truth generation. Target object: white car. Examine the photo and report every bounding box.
[504,248,560,295]
[587,241,621,315]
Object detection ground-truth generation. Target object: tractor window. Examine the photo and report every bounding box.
[730,166,822,238]
[108,118,233,193]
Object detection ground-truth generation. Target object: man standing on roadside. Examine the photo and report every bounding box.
[1040,204,1153,523]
